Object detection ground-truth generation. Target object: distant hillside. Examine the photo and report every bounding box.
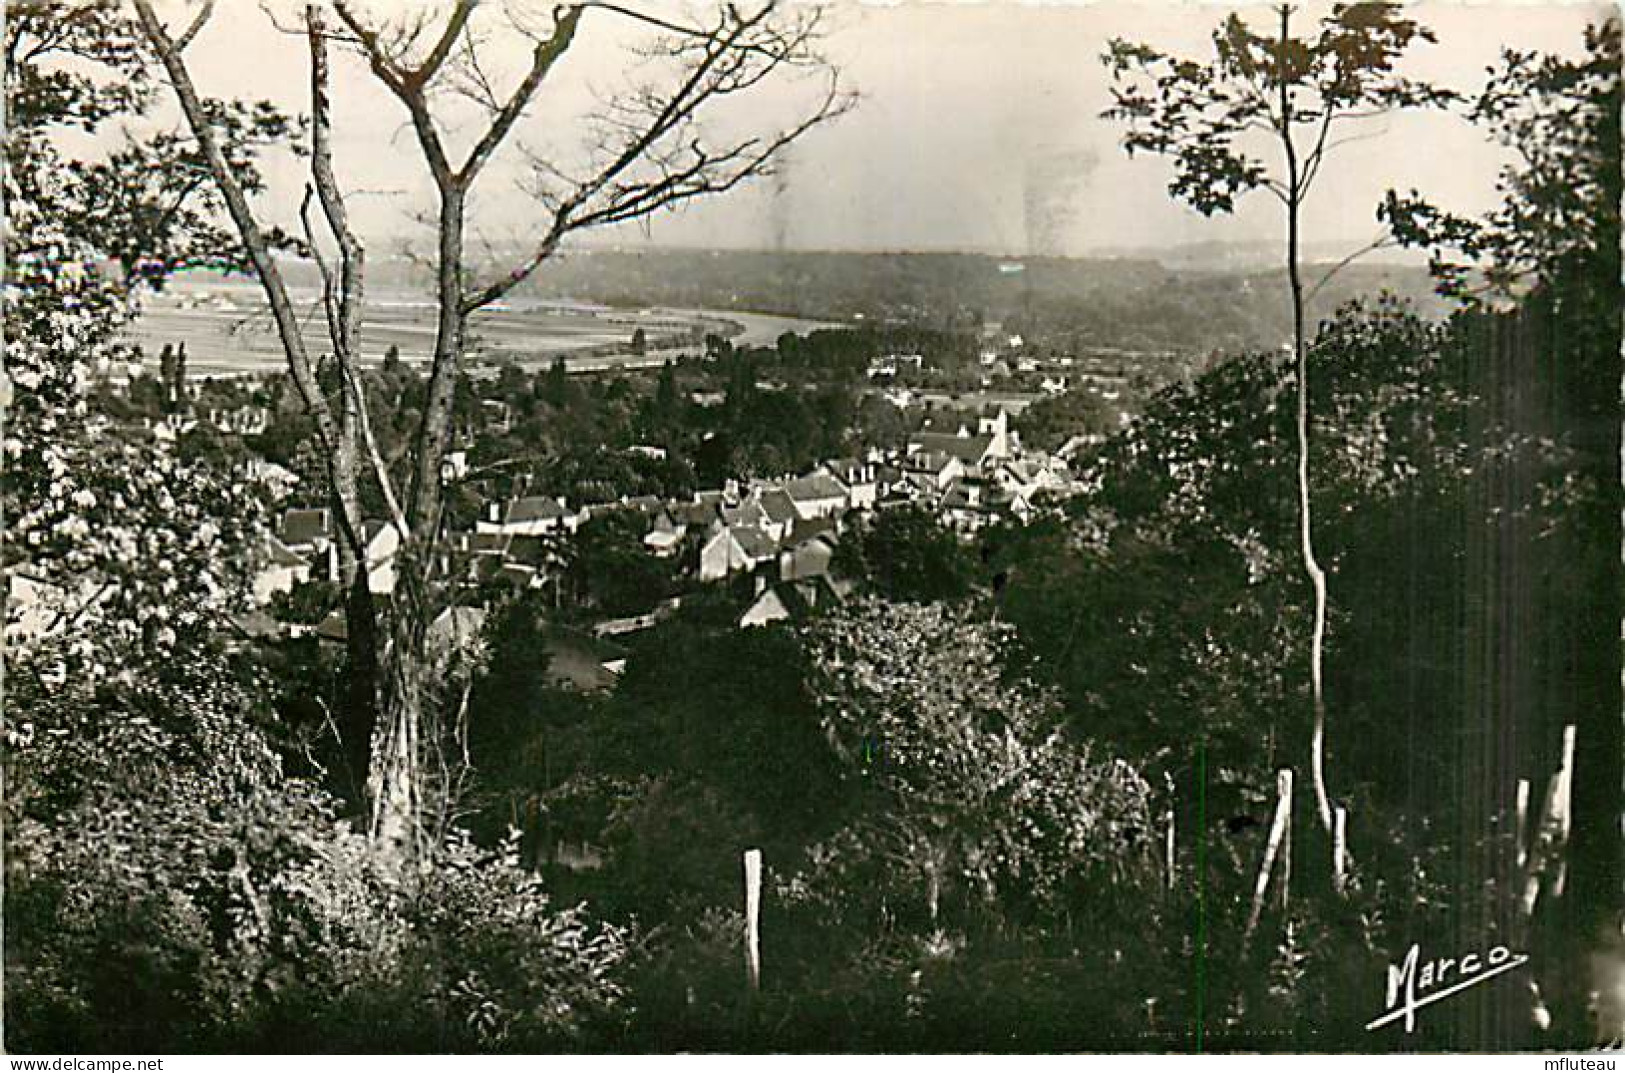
[237,247,1445,354]
[504,248,1446,352]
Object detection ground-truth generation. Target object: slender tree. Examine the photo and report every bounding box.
[135,0,849,865]
[1101,2,1454,834]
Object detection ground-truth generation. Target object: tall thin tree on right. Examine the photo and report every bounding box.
[1101,3,1455,838]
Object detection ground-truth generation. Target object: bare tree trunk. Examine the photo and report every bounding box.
[331,314,377,810]
[407,185,467,537]
[1332,804,1348,894]
[358,182,466,864]
[1278,4,1335,836]
[139,0,399,835]
[369,542,428,860]
[341,568,380,804]
[132,0,364,553]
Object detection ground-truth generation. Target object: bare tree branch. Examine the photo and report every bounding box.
[174,0,216,52]
[407,0,481,91]
[462,6,849,312]
[307,4,410,538]
[457,5,584,185]
[331,0,456,186]
[132,0,364,557]
[1305,232,1399,305]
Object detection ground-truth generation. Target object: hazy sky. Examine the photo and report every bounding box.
[171,1,1608,260]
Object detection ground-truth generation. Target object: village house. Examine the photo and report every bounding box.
[721,497,774,535]
[642,508,688,557]
[755,488,800,542]
[739,574,849,630]
[821,458,879,510]
[699,525,779,582]
[542,628,629,692]
[479,495,578,536]
[903,448,966,490]
[670,494,726,534]
[258,509,399,601]
[252,534,312,605]
[783,472,848,520]
[359,520,401,595]
[208,405,270,436]
[778,526,838,583]
[277,507,338,582]
[907,409,1014,472]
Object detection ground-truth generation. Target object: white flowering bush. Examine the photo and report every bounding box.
[4,8,632,1049]
[4,119,268,673]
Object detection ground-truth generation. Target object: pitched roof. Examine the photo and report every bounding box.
[906,449,959,474]
[279,508,331,547]
[741,586,795,627]
[265,534,307,568]
[912,432,993,465]
[823,458,873,483]
[315,608,347,642]
[553,625,629,663]
[228,609,284,642]
[507,496,568,523]
[731,525,779,560]
[917,411,973,434]
[742,577,841,628]
[458,530,514,555]
[622,495,663,515]
[722,501,770,529]
[785,472,847,502]
[758,488,799,526]
[788,515,840,546]
[362,519,400,544]
[671,500,720,526]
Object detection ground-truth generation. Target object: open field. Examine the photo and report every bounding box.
[128,279,842,379]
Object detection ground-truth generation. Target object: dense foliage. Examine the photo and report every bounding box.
[5,3,1617,1055]
[4,2,631,1052]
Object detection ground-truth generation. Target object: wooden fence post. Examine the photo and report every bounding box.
[1332,805,1348,894]
[1520,724,1577,918]
[1164,807,1176,892]
[743,847,762,992]
[1514,778,1530,872]
[1550,725,1575,898]
[1243,768,1293,944]
[1278,771,1292,910]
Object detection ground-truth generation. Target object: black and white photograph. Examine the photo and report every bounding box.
[3,0,1621,1057]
